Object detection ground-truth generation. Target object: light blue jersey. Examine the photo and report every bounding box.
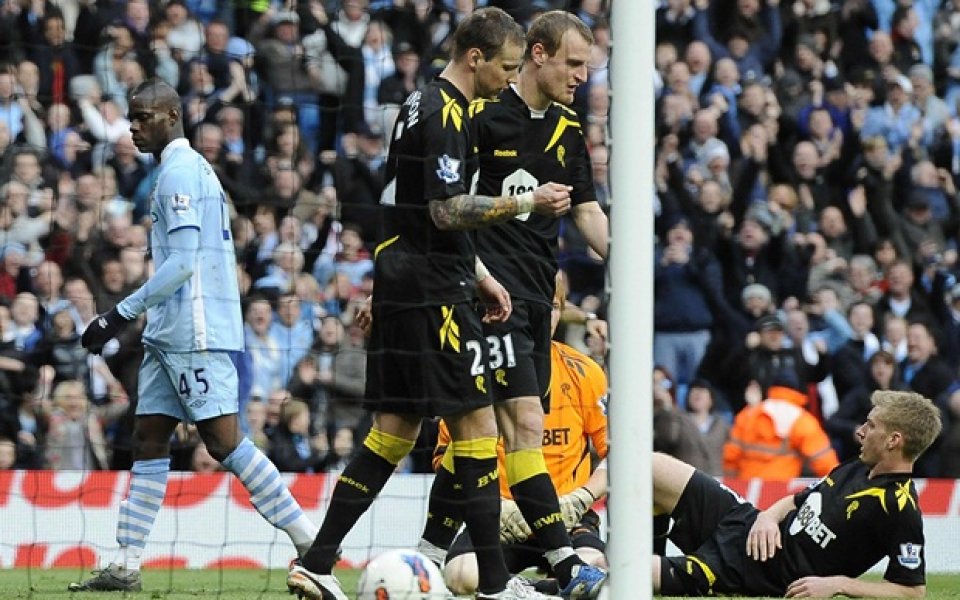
[124,138,243,352]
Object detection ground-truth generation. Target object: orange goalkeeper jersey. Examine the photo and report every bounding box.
[434,340,608,498]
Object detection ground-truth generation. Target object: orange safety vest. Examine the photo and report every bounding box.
[723,386,839,480]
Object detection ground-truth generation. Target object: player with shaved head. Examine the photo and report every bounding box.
[70,79,319,592]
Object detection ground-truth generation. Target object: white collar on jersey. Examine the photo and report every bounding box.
[160,137,191,163]
[509,83,548,120]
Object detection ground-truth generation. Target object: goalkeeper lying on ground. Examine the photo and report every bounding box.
[435,277,609,596]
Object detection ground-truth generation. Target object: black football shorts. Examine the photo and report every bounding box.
[660,471,783,596]
[482,300,553,409]
[364,302,493,417]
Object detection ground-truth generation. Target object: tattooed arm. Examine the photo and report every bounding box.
[428,182,573,230]
[429,194,519,230]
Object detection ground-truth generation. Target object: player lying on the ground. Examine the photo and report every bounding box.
[653,390,941,598]
[439,275,609,596]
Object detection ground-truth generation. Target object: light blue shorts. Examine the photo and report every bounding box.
[137,346,239,422]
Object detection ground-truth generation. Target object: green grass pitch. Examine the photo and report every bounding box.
[0,569,959,599]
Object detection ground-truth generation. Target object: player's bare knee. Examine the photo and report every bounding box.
[653,452,695,512]
[372,411,422,440]
[447,406,498,440]
[131,420,174,459]
[576,547,607,569]
[496,397,543,451]
[443,554,478,596]
[196,420,242,462]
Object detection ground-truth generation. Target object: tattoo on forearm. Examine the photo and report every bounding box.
[430,194,516,230]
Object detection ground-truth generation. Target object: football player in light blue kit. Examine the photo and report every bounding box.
[70,79,318,593]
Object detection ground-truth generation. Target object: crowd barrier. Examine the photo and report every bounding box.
[1,471,958,571]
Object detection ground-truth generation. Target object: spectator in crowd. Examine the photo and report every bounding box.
[692,0,780,80]
[250,10,323,154]
[289,315,366,440]
[254,241,305,296]
[44,379,109,470]
[320,426,354,472]
[940,386,960,477]
[32,302,89,381]
[214,105,259,197]
[28,14,81,106]
[376,40,422,129]
[246,399,271,452]
[723,379,840,479]
[270,290,315,388]
[781,302,843,420]
[722,313,829,413]
[831,301,881,401]
[653,366,711,473]
[881,314,910,364]
[874,260,935,329]
[827,349,903,461]
[331,131,386,237]
[311,222,372,288]
[244,295,285,401]
[186,442,218,472]
[683,378,730,475]
[269,398,327,473]
[359,20,394,131]
[860,75,921,152]
[10,292,42,352]
[900,320,953,475]
[654,214,724,391]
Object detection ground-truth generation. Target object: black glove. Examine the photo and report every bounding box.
[81,307,132,355]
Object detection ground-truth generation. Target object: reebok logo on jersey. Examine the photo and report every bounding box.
[172,194,191,212]
[494,149,518,157]
[436,154,461,184]
[898,543,922,569]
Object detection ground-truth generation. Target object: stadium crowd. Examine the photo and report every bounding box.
[1,0,960,481]
[0,0,611,475]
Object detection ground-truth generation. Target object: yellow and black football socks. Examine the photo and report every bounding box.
[454,437,510,594]
[419,452,462,565]
[506,448,581,587]
[300,429,414,573]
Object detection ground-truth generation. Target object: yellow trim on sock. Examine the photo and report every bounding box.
[686,556,717,590]
[451,437,498,460]
[504,448,548,485]
[440,444,456,473]
[363,428,415,465]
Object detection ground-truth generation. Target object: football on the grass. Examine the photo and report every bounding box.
[356,549,449,599]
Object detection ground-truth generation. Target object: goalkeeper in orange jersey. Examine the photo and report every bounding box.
[438,275,609,596]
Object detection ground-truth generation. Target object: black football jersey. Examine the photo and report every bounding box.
[775,460,926,587]
[472,86,596,304]
[374,77,479,312]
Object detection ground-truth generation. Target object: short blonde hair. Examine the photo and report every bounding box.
[871,391,942,460]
